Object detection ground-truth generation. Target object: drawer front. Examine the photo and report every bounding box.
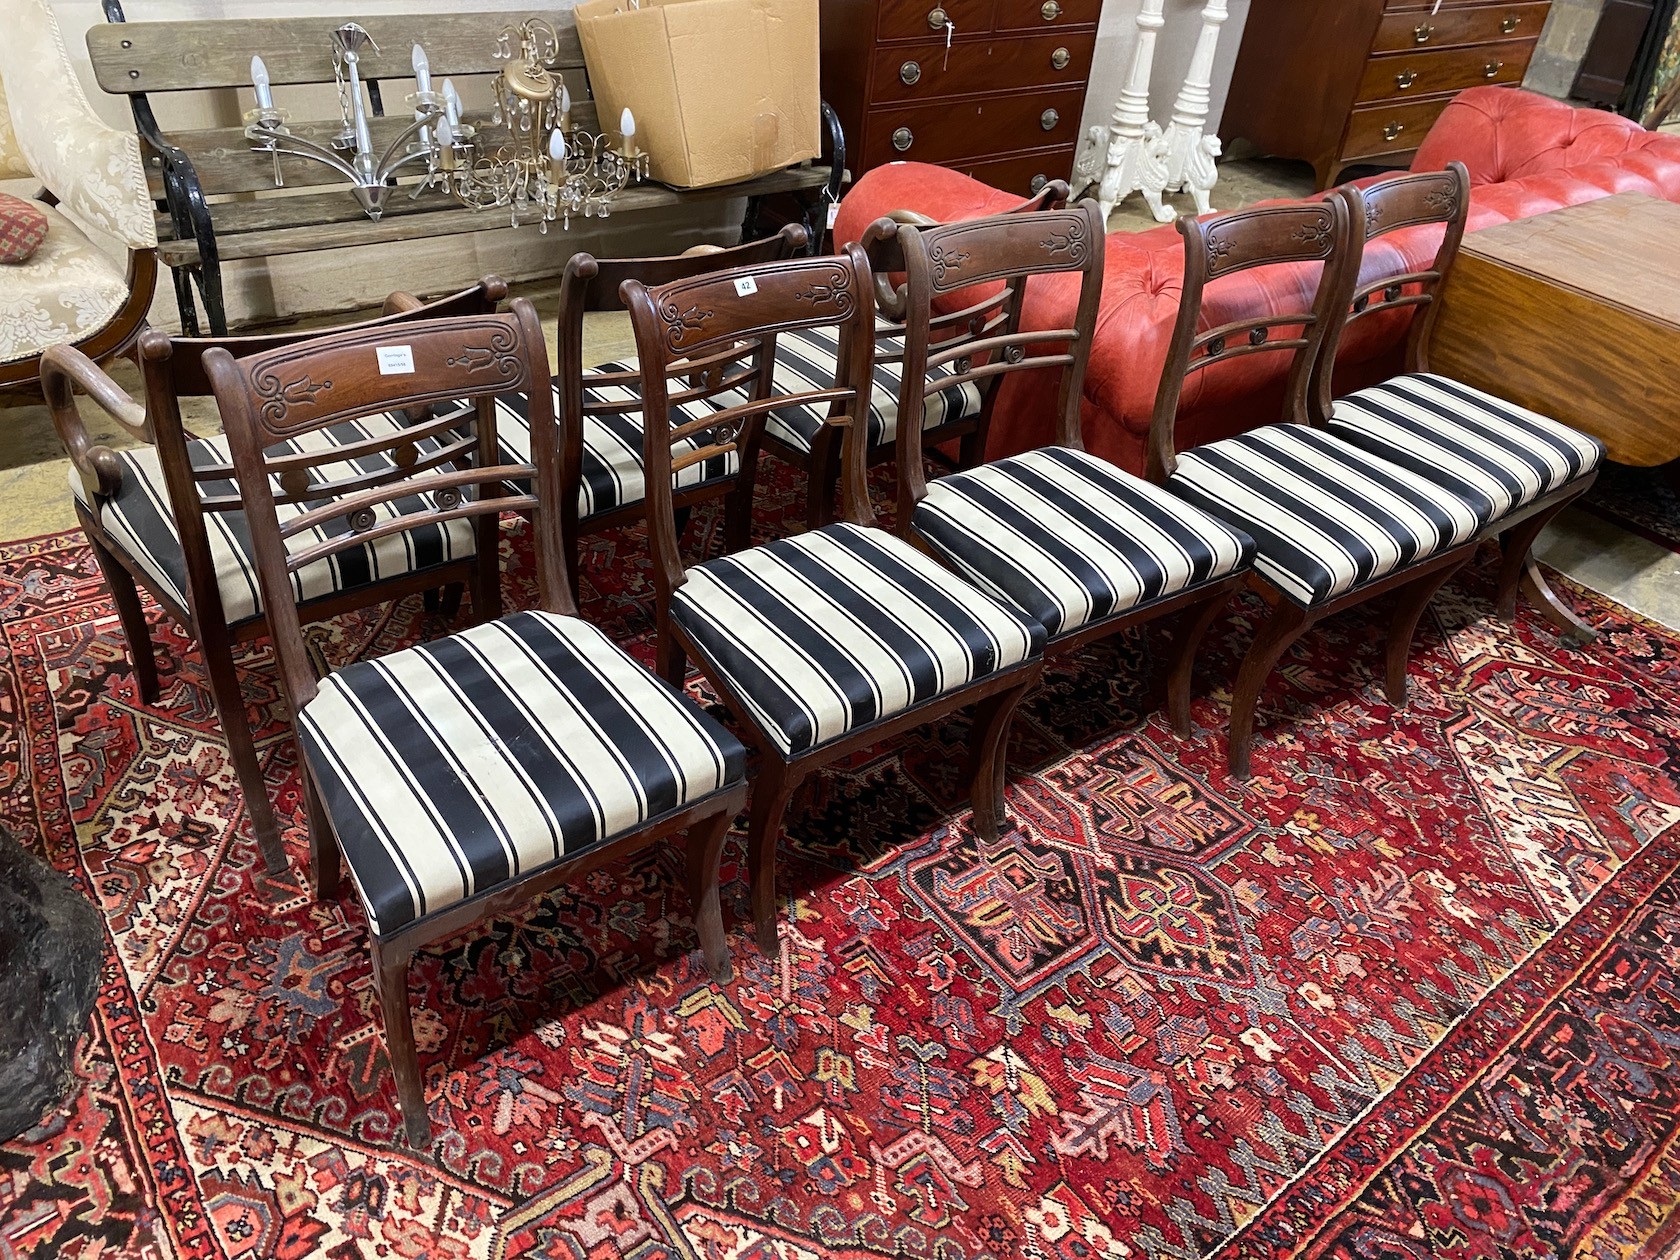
[1342,95,1459,160]
[863,86,1087,167]
[1357,40,1536,103]
[869,31,1095,102]
[961,145,1078,196]
[995,0,1101,33]
[1374,2,1549,52]
[1384,0,1527,10]
[877,0,991,43]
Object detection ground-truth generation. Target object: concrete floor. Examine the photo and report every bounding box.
[3,151,1676,632]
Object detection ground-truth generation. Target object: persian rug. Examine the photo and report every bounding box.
[1581,461,1680,555]
[2,464,1679,1260]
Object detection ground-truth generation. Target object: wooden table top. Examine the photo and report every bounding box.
[1460,193,1680,328]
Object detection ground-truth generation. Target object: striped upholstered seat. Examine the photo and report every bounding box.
[913,447,1255,638]
[487,361,744,521]
[1167,424,1489,608]
[1324,373,1604,521]
[766,324,985,455]
[298,611,747,935]
[671,522,1045,756]
[70,419,477,627]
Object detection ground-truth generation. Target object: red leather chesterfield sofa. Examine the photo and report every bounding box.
[835,88,1680,475]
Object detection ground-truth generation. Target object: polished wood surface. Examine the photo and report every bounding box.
[1222,0,1546,189]
[1431,193,1680,466]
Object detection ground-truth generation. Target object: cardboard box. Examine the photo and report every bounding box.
[575,0,820,189]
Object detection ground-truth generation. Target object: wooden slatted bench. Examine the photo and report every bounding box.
[87,1,844,335]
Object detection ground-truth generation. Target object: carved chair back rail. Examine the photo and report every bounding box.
[86,1,843,336]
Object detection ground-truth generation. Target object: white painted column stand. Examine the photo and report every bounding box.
[1155,0,1230,218]
[1087,0,1170,224]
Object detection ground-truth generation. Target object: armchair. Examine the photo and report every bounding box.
[0,0,157,392]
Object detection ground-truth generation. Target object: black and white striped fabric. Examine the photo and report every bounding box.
[485,361,743,522]
[671,522,1044,756]
[1168,424,1489,608]
[297,610,747,936]
[914,447,1256,637]
[1325,373,1604,521]
[72,418,478,627]
[766,324,986,455]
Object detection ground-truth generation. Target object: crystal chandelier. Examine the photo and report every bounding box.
[244,20,649,230]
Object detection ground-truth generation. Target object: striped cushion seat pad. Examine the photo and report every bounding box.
[765,324,985,455]
[915,447,1255,637]
[672,522,1045,757]
[486,362,743,521]
[1168,424,1489,608]
[298,611,747,936]
[71,417,478,628]
[1325,372,1604,520]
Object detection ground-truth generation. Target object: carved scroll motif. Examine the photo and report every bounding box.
[255,370,334,425]
[445,324,522,381]
[661,301,714,350]
[928,245,970,284]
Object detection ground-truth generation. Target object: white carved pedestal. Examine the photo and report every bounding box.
[1080,0,1171,224]
[1155,0,1230,216]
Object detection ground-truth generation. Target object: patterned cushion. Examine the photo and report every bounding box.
[0,204,129,365]
[71,417,477,628]
[298,611,747,936]
[914,446,1255,637]
[1168,424,1489,608]
[766,324,985,455]
[672,521,1045,756]
[0,193,47,264]
[489,362,743,521]
[1325,373,1604,520]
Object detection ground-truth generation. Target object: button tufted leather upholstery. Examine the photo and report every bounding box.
[838,90,1680,476]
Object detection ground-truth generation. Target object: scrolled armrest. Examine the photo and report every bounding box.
[862,214,933,320]
[39,344,148,501]
[382,291,425,316]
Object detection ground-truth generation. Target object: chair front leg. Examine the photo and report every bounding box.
[684,807,735,983]
[200,633,289,875]
[1165,585,1235,739]
[89,536,160,705]
[370,937,430,1149]
[302,766,341,900]
[1385,552,1472,705]
[747,758,802,960]
[968,678,1036,843]
[1228,598,1315,780]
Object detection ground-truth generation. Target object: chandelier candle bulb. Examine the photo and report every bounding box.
[411,44,431,95]
[548,128,567,184]
[435,115,457,170]
[443,78,462,128]
[560,82,572,132]
[251,56,273,110]
[620,106,637,157]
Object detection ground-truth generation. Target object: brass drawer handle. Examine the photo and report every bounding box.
[1484,60,1505,78]
[1501,14,1522,32]
[1031,173,1048,193]
[900,60,922,85]
[893,126,914,151]
[1051,46,1070,70]
[1395,70,1418,89]
[928,6,948,28]
[1413,22,1434,43]
[1041,0,1062,19]
[1383,121,1406,142]
[1041,107,1060,130]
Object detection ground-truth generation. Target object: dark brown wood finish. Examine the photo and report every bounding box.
[821,0,1093,195]
[1324,164,1602,644]
[39,278,506,876]
[764,182,1070,530]
[1221,0,1548,189]
[200,301,747,1149]
[1147,196,1481,778]
[893,200,1251,737]
[621,246,1043,960]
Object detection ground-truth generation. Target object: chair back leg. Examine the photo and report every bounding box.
[683,808,736,983]
[1165,585,1236,740]
[88,535,160,705]
[199,634,288,873]
[1228,600,1315,779]
[369,938,429,1149]
[747,760,803,960]
[1385,550,1473,705]
[968,679,1035,843]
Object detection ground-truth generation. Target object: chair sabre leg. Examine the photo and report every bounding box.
[969,680,1033,843]
[201,638,288,875]
[1165,589,1231,739]
[371,940,431,1150]
[684,808,734,983]
[747,761,799,961]
[302,770,341,900]
[1228,600,1313,780]
[1520,554,1595,644]
[1385,555,1469,706]
[88,537,160,705]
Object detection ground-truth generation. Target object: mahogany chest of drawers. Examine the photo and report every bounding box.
[1220,0,1549,189]
[819,0,1097,196]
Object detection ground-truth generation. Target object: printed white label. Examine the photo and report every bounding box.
[827,202,840,230]
[733,275,759,296]
[376,345,415,374]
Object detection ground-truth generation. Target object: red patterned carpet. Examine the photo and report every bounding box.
[2,467,1680,1259]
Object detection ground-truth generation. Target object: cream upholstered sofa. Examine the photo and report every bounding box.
[0,0,156,390]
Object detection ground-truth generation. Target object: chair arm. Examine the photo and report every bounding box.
[382,292,426,316]
[39,344,148,500]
